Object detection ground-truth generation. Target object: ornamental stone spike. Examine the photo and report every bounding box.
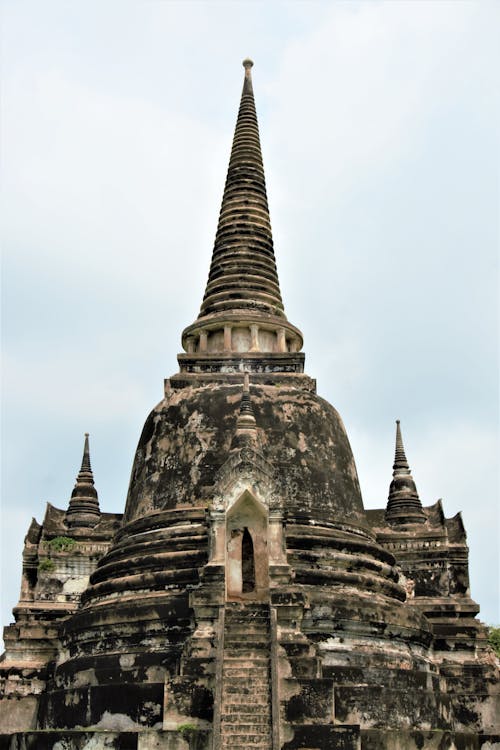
[385,420,426,525]
[65,433,101,529]
[79,432,92,475]
[394,419,410,473]
[231,374,257,449]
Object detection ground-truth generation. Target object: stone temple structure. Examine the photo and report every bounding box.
[1,60,499,750]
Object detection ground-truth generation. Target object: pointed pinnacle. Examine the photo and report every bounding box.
[239,374,255,421]
[393,419,410,474]
[386,419,425,524]
[66,433,100,529]
[79,433,93,475]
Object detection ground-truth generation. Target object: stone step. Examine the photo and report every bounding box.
[224,632,270,642]
[221,692,270,703]
[222,682,269,698]
[221,727,271,735]
[220,732,272,743]
[224,635,269,644]
[222,693,269,703]
[222,702,269,711]
[225,616,270,625]
[221,730,270,750]
[222,697,269,706]
[224,625,270,643]
[225,603,269,612]
[224,651,270,666]
[221,713,271,732]
[225,614,270,624]
[222,685,269,692]
[223,659,269,668]
[224,647,269,656]
[223,668,269,678]
[223,670,269,689]
[224,614,270,623]
[221,713,270,723]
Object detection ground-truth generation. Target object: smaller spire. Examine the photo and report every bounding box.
[231,374,257,448]
[66,433,101,529]
[385,420,426,525]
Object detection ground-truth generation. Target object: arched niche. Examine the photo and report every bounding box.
[226,490,269,601]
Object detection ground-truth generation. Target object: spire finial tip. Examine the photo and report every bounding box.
[242,58,254,70]
[396,419,400,425]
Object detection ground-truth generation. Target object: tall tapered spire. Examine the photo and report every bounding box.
[180,60,304,375]
[200,58,283,318]
[385,421,426,524]
[66,433,101,529]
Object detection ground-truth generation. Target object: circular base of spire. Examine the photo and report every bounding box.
[181,311,303,360]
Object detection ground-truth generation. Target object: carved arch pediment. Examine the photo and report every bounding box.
[212,446,281,514]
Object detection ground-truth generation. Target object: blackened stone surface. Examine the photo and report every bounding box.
[124,383,366,531]
[361,729,483,750]
[282,724,360,750]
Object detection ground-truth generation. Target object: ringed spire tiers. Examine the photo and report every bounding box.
[65,433,101,529]
[385,420,426,525]
[180,59,304,375]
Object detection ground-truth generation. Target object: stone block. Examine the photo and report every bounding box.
[282,724,360,750]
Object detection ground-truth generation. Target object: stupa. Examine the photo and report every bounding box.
[1,59,498,750]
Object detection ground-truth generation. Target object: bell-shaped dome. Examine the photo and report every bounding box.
[123,381,367,532]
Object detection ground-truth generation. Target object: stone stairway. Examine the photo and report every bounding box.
[220,601,273,749]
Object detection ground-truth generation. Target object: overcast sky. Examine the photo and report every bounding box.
[1,0,499,638]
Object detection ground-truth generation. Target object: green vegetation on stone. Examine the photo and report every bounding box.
[47,536,76,552]
[38,558,56,572]
[177,722,198,739]
[488,625,500,657]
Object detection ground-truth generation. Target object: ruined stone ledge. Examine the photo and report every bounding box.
[66,590,191,623]
[0,729,211,750]
[90,548,207,586]
[334,684,453,729]
[288,545,398,581]
[281,723,360,750]
[293,565,406,601]
[171,368,313,389]
[107,528,207,563]
[408,597,480,616]
[285,520,377,545]
[12,601,78,614]
[322,664,441,691]
[360,729,500,749]
[115,509,207,544]
[81,567,202,605]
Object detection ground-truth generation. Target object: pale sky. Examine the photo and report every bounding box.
[1,0,499,637]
